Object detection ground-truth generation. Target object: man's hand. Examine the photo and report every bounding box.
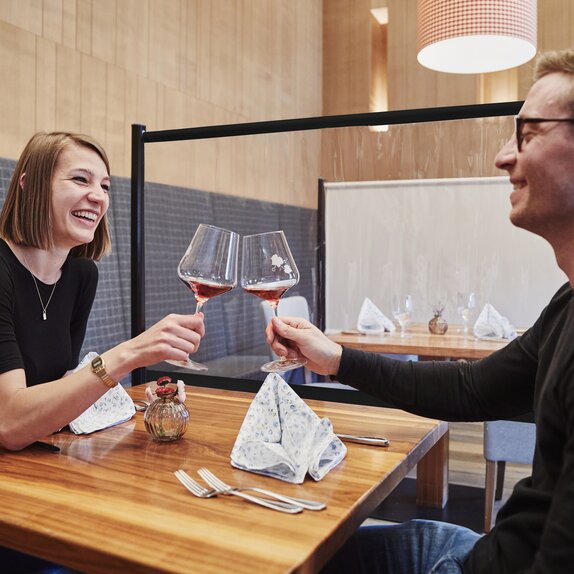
[265,316,343,376]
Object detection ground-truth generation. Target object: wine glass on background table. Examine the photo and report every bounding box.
[165,224,239,371]
[241,231,307,373]
[392,294,413,338]
[456,291,476,338]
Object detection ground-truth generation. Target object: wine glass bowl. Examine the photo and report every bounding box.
[456,291,476,338]
[166,224,239,371]
[392,294,413,338]
[241,231,307,373]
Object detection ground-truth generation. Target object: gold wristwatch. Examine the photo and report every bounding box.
[91,355,118,389]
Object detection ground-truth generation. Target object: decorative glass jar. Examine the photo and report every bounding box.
[428,305,448,335]
[144,376,189,441]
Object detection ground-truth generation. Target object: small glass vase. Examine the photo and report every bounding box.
[144,377,189,441]
[428,309,448,335]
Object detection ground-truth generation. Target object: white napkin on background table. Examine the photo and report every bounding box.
[230,373,347,484]
[473,304,517,340]
[357,297,396,334]
[68,352,135,434]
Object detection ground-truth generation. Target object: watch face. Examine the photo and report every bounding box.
[92,356,103,370]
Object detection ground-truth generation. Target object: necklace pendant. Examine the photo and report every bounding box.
[43,311,47,321]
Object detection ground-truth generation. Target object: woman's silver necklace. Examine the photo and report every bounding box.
[21,253,59,321]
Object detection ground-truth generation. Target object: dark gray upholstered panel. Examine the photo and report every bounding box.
[0,158,317,382]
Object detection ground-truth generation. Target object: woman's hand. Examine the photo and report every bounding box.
[265,316,343,376]
[107,313,206,380]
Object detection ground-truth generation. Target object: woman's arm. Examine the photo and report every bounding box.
[0,312,205,451]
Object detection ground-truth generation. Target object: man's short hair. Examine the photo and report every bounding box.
[534,49,574,115]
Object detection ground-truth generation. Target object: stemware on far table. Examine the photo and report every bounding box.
[456,291,476,338]
[241,230,307,373]
[392,294,413,338]
[165,223,239,371]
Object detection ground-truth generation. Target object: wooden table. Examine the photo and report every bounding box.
[0,384,447,574]
[328,323,514,360]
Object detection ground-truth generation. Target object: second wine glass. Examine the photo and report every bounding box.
[392,294,413,338]
[165,224,239,371]
[241,230,307,373]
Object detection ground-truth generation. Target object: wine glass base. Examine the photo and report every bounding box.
[164,358,208,372]
[261,358,307,374]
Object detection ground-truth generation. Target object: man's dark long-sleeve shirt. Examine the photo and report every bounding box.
[337,283,574,573]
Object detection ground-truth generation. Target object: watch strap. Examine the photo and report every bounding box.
[91,355,118,389]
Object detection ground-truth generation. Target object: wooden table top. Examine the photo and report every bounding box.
[328,323,517,360]
[0,384,447,574]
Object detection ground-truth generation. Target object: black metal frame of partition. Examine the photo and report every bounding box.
[130,101,522,386]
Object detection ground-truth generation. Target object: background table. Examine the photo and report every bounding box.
[328,324,515,360]
[0,384,447,574]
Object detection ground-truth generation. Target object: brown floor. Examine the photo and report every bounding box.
[365,421,533,528]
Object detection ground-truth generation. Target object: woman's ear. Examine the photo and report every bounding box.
[19,173,26,190]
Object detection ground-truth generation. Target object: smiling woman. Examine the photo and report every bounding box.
[0,130,207,572]
[0,131,206,448]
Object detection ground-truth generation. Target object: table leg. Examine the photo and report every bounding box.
[416,429,449,508]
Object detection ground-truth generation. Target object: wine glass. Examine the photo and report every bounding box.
[456,291,476,338]
[392,294,413,338]
[165,224,239,371]
[241,230,307,373]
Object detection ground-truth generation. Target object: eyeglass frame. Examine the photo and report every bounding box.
[514,116,574,152]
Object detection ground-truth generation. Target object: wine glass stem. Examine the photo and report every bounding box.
[271,303,286,364]
[195,301,204,314]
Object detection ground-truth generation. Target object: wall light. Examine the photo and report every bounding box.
[417,0,537,74]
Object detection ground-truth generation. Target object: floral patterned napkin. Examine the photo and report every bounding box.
[68,352,136,434]
[230,373,347,484]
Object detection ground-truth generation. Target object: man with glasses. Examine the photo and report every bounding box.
[267,48,574,573]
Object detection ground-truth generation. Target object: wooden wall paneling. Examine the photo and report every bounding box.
[105,63,126,176]
[0,21,36,158]
[208,0,242,116]
[80,54,107,144]
[148,0,181,91]
[323,0,371,115]
[239,0,273,121]
[180,0,198,97]
[35,36,57,132]
[55,44,82,132]
[0,0,42,36]
[540,0,572,49]
[91,0,116,65]
[122,69,139,176]
[115,0,149,78]
[62,0,77,49]
[154,84,191,187]
[76,0,92,55]
[386,0,408,110]
[195,0,212,104]
[296,0,322,117]
[42,0,63,44]
[278,1,295,117]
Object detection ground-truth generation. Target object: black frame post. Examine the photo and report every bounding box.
[131,124,146,386]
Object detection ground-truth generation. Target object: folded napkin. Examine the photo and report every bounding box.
[69,352,135,434]
[473,304,517,340]
[357,297,396,334]
[230,373,347,484]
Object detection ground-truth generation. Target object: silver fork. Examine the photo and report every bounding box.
[197,467,326,511]
[174,470,218,498]
[174,470,302,514]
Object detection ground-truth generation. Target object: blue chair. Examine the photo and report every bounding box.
[483,420,536,532]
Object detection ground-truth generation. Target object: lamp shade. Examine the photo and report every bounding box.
[417,0,537,74]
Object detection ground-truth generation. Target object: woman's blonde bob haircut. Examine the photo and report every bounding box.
[0,131,111,260]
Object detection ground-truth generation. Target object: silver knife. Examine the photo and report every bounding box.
[336,433,390,446]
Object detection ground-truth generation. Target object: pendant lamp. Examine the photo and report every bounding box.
[417,0,537,74]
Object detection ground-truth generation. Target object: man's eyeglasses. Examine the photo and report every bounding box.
[514,116,574,152]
